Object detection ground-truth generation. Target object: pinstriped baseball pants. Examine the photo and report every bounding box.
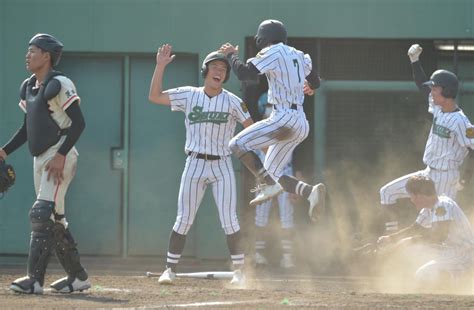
[380,166,460,205]
[172,154,240,235]
[229,109,309,180]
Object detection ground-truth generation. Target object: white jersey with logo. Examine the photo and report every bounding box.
[380,96,474,206]
[415,208,432,228]
[249,43,312,108]
[164,86,250,237]
[18,75,81,226]
[166,86,250,156]
[431,196,474,250]
[424,95,474,170]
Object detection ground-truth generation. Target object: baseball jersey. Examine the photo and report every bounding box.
[424,95,474,170]
[19,76,81,130]
[431,195,474,249]
[248,43,312,108]
[166,87,250,156]
[415,208,432,228]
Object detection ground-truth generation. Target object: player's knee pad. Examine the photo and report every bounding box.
[27,200,55,285]
[30,199,54,233]
[53,223,87,280]
[229,137,247,158]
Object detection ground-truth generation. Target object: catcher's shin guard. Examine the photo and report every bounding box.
[53,223,88,282]
[26,200,55,286]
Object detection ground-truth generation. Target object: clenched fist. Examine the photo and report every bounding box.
[408,44,423,63]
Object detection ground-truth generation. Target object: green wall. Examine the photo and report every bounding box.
[1,0,473,258]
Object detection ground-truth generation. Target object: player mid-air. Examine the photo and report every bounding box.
[219,19,326,221]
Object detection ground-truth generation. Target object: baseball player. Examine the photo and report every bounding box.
[148,44,253,286]
[379,44,474,232]
[0,34,90,294]
[254,94,296,269]
[219,19,326,222]
[378,175,473,288]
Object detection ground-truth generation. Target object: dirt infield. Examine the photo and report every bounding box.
[1,266,473,309]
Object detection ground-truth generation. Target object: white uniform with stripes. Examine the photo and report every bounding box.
[230,43,311,180]
[19,76,80,226]
[414,196,474,280]
[166,86,250,235]
[255,150,294,229]
[380,95,474,205]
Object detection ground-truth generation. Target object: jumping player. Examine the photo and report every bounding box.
[148,44,253,286]
[219,19,326,222]
[379,44,474,232]
[0,34,90,294]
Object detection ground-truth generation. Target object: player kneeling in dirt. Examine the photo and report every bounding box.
[376,175,473,289]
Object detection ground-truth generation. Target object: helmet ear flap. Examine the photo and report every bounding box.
[441,87,456,99]
[201,64,208,80]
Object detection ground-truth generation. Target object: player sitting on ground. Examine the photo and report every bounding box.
[377,175,473,290]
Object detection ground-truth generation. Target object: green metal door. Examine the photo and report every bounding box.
[127,55,199,256]
[56,56,123,255]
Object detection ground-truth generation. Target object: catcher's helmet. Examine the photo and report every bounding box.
[423,69,459,99]
[201,51,230,83]
[255,19,287,51]
[29,33,64,67]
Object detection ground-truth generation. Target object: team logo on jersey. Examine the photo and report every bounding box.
[466,127,474,138]
[435,206,447,217]
[65,89,76,99]
[240,102,249,113]
[432,118,451,138]
[188,106,229,124]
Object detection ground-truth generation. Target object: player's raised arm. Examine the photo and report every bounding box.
[408,44,430,97]
[219,43,260,81]
[149,44,175,105]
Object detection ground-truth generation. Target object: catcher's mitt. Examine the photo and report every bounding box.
[0,158,15,196]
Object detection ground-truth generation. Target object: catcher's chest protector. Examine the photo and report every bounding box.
[23,71,63,156]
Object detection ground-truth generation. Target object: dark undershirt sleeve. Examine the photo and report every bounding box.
[2,115,27,155]
[57,101,86,156]
[227,53,261,81]
[305,67,321,90]
[411,61,431,99]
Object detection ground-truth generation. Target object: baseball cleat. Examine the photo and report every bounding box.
[308,183,326,222]
[249,183,283,207]
[229,269,246,286]
[10,276,43,294]
[158,267,176,285]
[50,276,91,293]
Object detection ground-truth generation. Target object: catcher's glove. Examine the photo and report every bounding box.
[0,158,15,197]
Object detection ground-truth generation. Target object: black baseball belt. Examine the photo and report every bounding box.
[188,151,221,160]
[273,104,298,110]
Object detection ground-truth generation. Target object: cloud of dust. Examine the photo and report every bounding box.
[284,115,474,295]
